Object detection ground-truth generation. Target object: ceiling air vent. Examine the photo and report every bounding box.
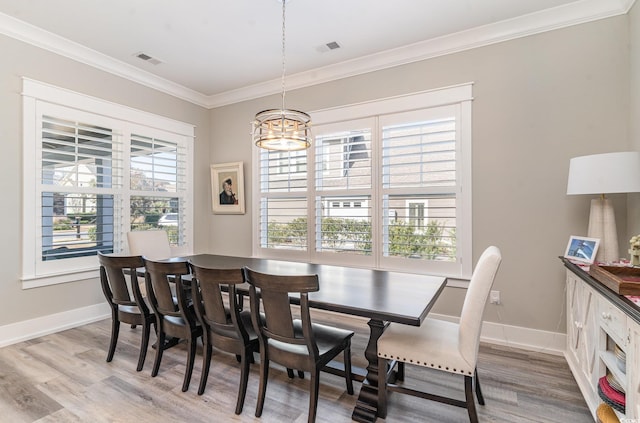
[326,41,340,50]
[134,52,162,65]
[316,41,341,53]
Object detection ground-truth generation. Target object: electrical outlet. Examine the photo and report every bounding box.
[490,290,501,305]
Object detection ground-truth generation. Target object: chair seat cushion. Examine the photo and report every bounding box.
[377,318,474,375]
[267,320,354,358]
[308,321,354,355]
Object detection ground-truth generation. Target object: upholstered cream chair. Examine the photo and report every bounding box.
[127,230,172,260]
[377,246,502,423]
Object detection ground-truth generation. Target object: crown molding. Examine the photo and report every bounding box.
[0,0,633,109]
[0,12,210,107]
[206,0,631,107]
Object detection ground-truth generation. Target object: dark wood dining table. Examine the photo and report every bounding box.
[181,254,447,422]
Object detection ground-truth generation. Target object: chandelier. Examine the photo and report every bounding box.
[252,0,312,151]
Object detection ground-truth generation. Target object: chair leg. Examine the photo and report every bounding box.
[308,369,320,423]
[235,349,251,415]
[198,341,212,395]
[474,368,485,405]
[182,335,197,392]
[464,375,479,423]
[136,320,151,371]
[106,313,120,363]
[151,330,165,377]
[255,352,269,417]
[344,343,354,395]
[397,361,405,381]
[377,356,388,419]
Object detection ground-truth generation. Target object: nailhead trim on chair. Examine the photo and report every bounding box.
[380,353,474,375]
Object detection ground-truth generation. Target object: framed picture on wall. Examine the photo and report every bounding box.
[211,161,245,214]
[564,235,600,264]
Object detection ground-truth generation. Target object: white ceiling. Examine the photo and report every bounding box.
[0,0,633,107]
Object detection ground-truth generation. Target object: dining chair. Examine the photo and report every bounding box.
[127,230,172,260]
[143,258,202,392]
[189,263,259,414]
[98,252,154,371]
[377,246,502,423]
[243,266,354,423]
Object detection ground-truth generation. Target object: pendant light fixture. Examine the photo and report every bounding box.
[252,0,312,151]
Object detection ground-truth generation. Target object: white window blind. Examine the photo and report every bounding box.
[254,84,472,278]
[22,79,194,288]
[40,116,120,261]
[315,127,372,255]
[381,109,458,264]
[257,150,308,254]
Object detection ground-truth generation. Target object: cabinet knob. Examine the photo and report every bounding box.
[575,321,583,329]
[601,312,611,320]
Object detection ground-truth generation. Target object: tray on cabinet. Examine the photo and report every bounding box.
[589,264,640,295]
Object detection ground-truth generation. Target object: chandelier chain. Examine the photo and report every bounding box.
[281,0,287,111]
[252,0,311,151]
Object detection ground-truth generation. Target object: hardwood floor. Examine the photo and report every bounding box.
[0,312,592,422]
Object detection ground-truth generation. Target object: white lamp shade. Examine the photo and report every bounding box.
[567,151,640,195]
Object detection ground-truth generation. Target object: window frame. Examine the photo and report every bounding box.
[253,84,472,279]
[22,78,194,288]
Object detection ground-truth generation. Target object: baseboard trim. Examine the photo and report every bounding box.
[0,303,110,348]
[0,306,566,355]
[430,313,566,356]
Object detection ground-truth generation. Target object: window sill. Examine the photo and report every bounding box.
[21,268,99,289]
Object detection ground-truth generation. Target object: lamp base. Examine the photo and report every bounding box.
[587,197,618,263]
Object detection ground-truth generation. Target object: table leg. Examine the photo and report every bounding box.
[352,318,388,423]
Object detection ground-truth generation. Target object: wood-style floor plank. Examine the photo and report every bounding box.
[0,313,592,422]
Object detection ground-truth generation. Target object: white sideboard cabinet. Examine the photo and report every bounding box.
[564,259,640,421]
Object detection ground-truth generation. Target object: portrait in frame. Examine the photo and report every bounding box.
[211,161,245,214]
[564,235,600,264]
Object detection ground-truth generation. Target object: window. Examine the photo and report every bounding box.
[22,79,193,288]
[254,84,472,278]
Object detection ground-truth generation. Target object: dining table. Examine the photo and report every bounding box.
[180,254,447,422]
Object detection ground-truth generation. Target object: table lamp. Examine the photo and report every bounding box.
[567,151,640,263]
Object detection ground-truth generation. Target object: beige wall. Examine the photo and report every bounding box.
[209,16,630,333]
[629,2,640,238]
[0,35,211,326]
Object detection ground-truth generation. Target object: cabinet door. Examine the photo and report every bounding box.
[566,270,597,403]
[567,272,581,361]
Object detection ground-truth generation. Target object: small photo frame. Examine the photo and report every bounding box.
[564,235,600,264]
[211,161,245,214]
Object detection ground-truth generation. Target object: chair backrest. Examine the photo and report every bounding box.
[189,264,248,343]
[458,246,502,365]
[127,230,172,260]
[98,252,147,311]
[143,258,191,318]
[243,267,320,357]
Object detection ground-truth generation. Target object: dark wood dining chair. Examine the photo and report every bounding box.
[143,258,202,392]
[189,263,259,414]
[377,246,502,423]
[98,252,154,371]
[243,266,354,423]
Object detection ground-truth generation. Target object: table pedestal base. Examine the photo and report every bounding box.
[352,319,388,423]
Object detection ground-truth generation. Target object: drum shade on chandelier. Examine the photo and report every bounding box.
[252,0,312,151]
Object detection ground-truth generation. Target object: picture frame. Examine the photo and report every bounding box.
[564,235,600,264]
[211,161,245,214]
